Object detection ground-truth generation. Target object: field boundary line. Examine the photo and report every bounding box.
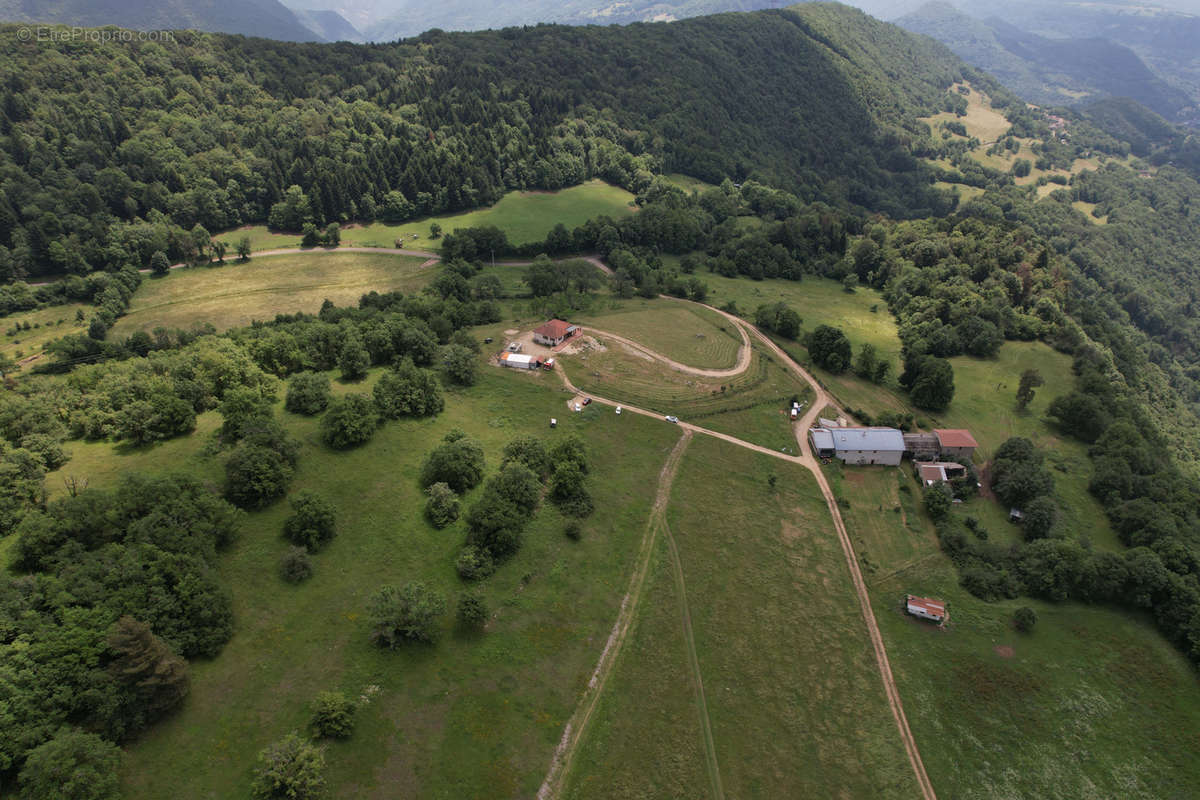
[538,431,693,800]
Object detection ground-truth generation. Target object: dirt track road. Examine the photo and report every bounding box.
[549,301,937,800]
[45,242,932,797]
[580,321,751,378]
[691,300,939,800]
[536,431,694,800]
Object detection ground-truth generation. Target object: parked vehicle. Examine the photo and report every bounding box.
[665,415,679,424]
[582,397,592,406]
[615,406,622,415]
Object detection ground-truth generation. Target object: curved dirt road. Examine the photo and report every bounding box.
[549,304,937,800]
[684,299,939,800]
[56,241,931,798]
[580,322,751,378]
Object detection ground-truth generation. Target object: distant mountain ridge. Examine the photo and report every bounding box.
[281,0,793,41]
[291,7,362,40]
[0,0,351,42]
[898,1,1197,122]
[956,0,1200,119]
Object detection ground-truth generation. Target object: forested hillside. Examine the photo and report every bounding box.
[0,3,969,281]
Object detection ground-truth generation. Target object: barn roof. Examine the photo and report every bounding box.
[534,319,571,339]
[934,429,979,448]
[830,427,905,452]
[907,595,946,617]
[809,428,835,451]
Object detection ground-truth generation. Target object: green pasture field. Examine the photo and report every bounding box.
[45,363,683,798]
[109,253,430,336]
[835,466,1200,800]
[919,82,1011,144]
[573,300,743,370]
[0,302,90,364]
[569,436,919,797]
[215,180,636,254]
[662,173,716,194]
[560,339,810,452]
[731,274,1117,552]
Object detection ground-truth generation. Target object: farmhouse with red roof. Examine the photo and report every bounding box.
[533,319,578,347]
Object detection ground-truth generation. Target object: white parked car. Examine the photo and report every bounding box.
[665,415,679,424]
[615,406,622,415]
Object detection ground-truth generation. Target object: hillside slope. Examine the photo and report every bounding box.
[290,7,362,40]
[897,1,1195,121]
[0,0,322,41]
[957,0,1200,120]
[0,3,973,279]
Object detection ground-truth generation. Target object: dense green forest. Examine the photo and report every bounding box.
[0,3,976,281]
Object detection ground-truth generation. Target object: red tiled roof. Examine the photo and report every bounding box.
[907,596,946,617]
[934,429,978,448]
[918,465,946,483]
[534,319,571,339]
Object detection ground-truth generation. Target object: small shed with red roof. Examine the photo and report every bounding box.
[934,429,979,463]
[906,595,947,624]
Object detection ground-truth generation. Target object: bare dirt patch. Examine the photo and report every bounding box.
[560,334,606,356]
[994,645,1015,659]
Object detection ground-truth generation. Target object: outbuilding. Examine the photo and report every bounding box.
[499,352,539,370]
[533,319,579,347]
[809,427,835,458]
[903,432,940,461]
[905,595,947,624]
[918,462,966,486]
[934,429,979,463]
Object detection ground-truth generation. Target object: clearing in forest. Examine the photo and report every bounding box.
[215,180,636,253]
[109,252,430,336]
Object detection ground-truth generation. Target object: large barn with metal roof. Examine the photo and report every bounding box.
[808,426,906,466]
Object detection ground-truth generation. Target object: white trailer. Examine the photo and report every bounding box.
[499,352,538,370]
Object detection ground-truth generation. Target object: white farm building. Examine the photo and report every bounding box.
[809,426,905,466]
[498,352,538,370]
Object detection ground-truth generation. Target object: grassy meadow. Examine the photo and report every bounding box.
[51,363,684,798]
[214,180,635,254]
[0,302,90,365]
[109,253,431,336]
[918,81,1143,205]
[835,466,1200,800]
[696,273,903,410]
[713,270,1117,551]
[574,301,743,370]
[567,436,918,798]
[560,340,809,453]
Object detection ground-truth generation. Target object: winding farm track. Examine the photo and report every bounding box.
[536,431,694,800]
[51,243,932,798]
[551,295,938,800]
[579,321,751,378]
